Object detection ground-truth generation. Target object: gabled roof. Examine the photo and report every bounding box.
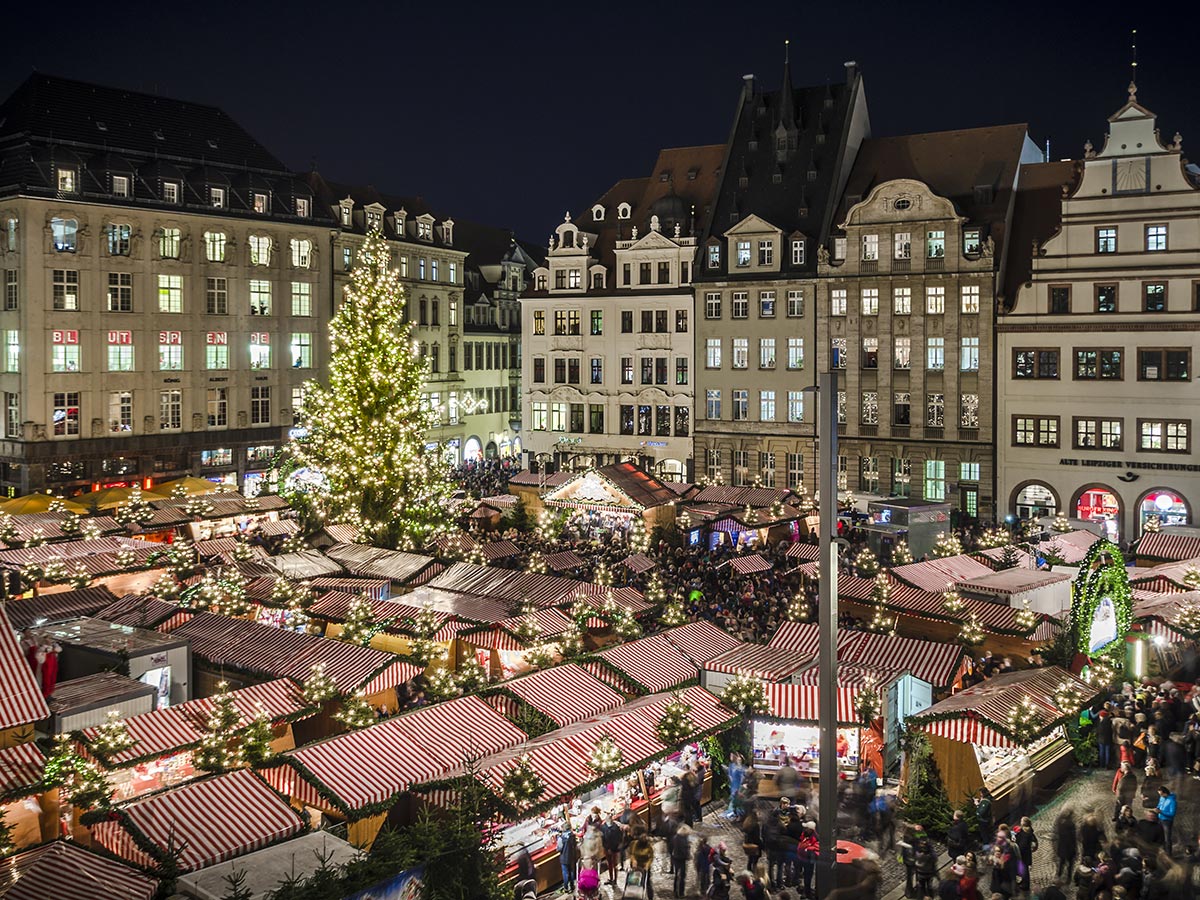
[1001,160,1077,307]
[545,463,677,512]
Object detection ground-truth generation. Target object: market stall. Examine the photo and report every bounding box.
[0,840,158,900]
[700,642,811,694]
[90,768,307,873]
[481,663,625,727]
[0,742,54,848]
[755,683,869,780]
[461,607,578,680]
[320,543,443,586]
[543,463,679,536]
[904,666,1094,820]
[956,568,1073,616]
[76,678,312,802]
[0,606,52,750]
[46,672,156,734]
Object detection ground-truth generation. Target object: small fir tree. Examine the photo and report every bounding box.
[958,612,986,648]
[656,693,696,747]
[239,704,276,766]
[339,594,382,646]
[455,657,489,692]
[942,590,967,615]
[931,532,963,558]
[287,227,453,550]
[720,675,769,717]
[195,682,244,773]
[627,518,650,554]
[501,754,544,808]
[42,735,112,814]
[853,546,880,577]
[995,544,1022,570]
[114,486,155,527]
[90,709,137,757]
[302,662,339,704]
[335,693,377,731]
[424,668,461,702]
[589,736,623,776]
[893,540,914,565]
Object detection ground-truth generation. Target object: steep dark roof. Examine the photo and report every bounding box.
[701,70,863,276]
[1001,160,1078,308]
[0,72,287,171]
[306,172,449,244]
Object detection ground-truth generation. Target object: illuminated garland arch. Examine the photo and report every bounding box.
[1070,538,1133,655]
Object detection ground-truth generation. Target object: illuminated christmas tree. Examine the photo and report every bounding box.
[42,736,112,813]
[339,594,383,647]
[656,693,696,748]
[1006,696,1042,747]
[958,612,986,648]
[942,590,967,615]
[239,704,275,766]
[502,754,544,807]
[1051,513,1072,533]
[302,663,339,704]
[853,546,879,577]
[589,736,623,776]
[892,541,913,565]
[194,682,243,773]
[627,517,651,554]
[455,657,489,692]
[335,693,377,730]
[114,486,155,527]
[643,572,667,606]
[288,227,453,551]
[720,674,769,716]
[90,710,136,757]
[931,533,963,559]
[425,668,461,701]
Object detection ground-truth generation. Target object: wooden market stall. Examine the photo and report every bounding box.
[0,742,55,848]
[0,840,158,899]
[542,463,679,535]
[904,666,1095,820]
[481,663,626,728]
[0,605,51,750]
[583,620,740,695]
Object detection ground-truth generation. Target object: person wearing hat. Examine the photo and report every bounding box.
[796,819,819,898]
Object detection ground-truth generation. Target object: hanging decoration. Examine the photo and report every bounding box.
[1005,695,1043,747]
[589,736,623,776]
[501,753,545,807]
[656,693,696,747]
[302,662,339,704]
[1069,539,1132,655]
[89,710,137,757]
[720,674,769,716]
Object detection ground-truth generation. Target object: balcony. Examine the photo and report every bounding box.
[892,258,910,273]
[926,257,945,272]
[860,259,878,274]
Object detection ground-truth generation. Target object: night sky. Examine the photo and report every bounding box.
[2,1,1192,241]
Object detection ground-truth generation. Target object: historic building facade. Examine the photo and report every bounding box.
[997,85,1200,541]
[0,74,332,496]
[818,127,1041,521]
[692,60,869,491]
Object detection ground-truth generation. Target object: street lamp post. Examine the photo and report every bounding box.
[816,370,840,899]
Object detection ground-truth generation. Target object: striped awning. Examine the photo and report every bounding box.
[841,631,966,690]
[480,540,521,561]
[5,586,119,629]
[308,577,390,600]
[919,717,1016,748]
[619,554,656,574]
[78,678,311,767]
[0,605,51,729]
[784,543,821,561]
[95,595,184,630]
[495,664,624,726]
[764,683,860,724]
[91,769,305,872]
[661,621,741,664]
[544,550,586,572]
[722,554,773,576]
[462,607,576,652]
[704,643,809,680]
[891,556,995,593]
[597,634,699,692]
[0,741,45,800]
[0,841,157,900]
[1137,531,1200,562]
[428,563,606,607]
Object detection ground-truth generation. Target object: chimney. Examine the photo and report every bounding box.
[843,60,858,83]
[742,74,756,103]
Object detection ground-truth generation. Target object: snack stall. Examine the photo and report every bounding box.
[0,742,55,848]
[904,666,1094,820]
[754,683,869,782]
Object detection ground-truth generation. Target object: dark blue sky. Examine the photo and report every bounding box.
[2,1,1191,240]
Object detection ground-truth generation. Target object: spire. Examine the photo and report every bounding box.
[1130,28,1138,96]
[778,39,795,129]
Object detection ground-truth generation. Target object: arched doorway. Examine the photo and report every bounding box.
[463,436,482,462]
[1137,488,1190,534]
[1074,484,1122,541]
[485,441,498,459]
[1014,482,1057,520]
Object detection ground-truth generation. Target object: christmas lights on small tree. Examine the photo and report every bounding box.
[0,514,17,545]
[931,533,963,559]
[720,674,769,716]
[286,227,453,551]
[526,551,547,575]
[656,693,696,748]
[893,541,913,565]
[628,517,651,554]
[1053,679,1086,718]
[1051,513,1072,533]
[502,754,544,807]
[464,544,486,566]
[80,519,103,541]
[239,704,275,767]
[661,598,688,627]
[42,735,112,813]
[1182,568,1200,591]
[194,682,243,773]
[335,693,377,731]
[114,548,139,571]
[39,557,70,584]
[513,613,542,645]
[68,562,89,590]
[534,509,560,543]
[593,560,613,587]
[183,495,215,520]
[589,736,623,776]
[424,667,461,702]
[855,681,882,726]
[150,572,180,601]
[867,573,896,635]
[853,546,880,577]
[942,590,967,615]
[524,643,556,671]
[787,592,811,622]
[58,513,81,537]
[23,527,46,548]
[114,486,155,527]
[181,568,251,616]
[1086,655,1119,688]
[643,572,667,606]
[302,663,339,704]
[958,613,986,648]
[612,610,642,641]
[556,623,585,658]
[0,808,13,857]
[1143,514,1162,534]
[455,657,489,693]
[978,528,1010,549]
[1006,695,1042,747]
[1014,598,1038,632]
[339,594,383,647]
[1173,602,1200,635]
[90,710,136,757]
[232,537,257,562]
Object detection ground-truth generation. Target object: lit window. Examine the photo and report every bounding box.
[53,391,80,437]
[157,275,182,313]
[861,234,878,261]
[205,232,227,262]
[1146,225,1167,252]
[163,182,180,204]
[56,168,77,193]
[159,390,182,431]
[3,271,16,311]
[296,198,310,218]
[787,392,804,423]
[927,230,945,258]
[926,286,945,314]
[250,334,271,369]
[760,391,776,422]
[894,337,911,370]
[51,336,80,372]
[787,290,804,317]
[963,229,981,255]
[759,291,776,317]
[791,239,805,266]
[211,187,226,208]
[961,393,980,428]
[861,288,879,316]
[249,235,272,266]
[108,391,133,432]
[758,240,774,266]
[831,337,847,369]
[927,338,945,370]
[732,390,748,421]
[51,218,77,252]
[705,390,721,420]
[4,331,19,373]
[291,282,311,316]
[960,337,979,371]
[1096,227,1116,253]
[732,338,748,369]
[831,289,847,317]
[205,336,229,370]
[923,460,946,501]
[787,338,804,370]
[926,393,945,427]
[108,273,133,312]
[894,233,911,259]
[759,337,776,368]
[961,285,980,313]
[291,239,312,268]
[249,280,272,315]
[112,175,130,197]
[53,270,79,310]
[107,223,131,256]
[736,241,751,267]
[893,287,911,315]
[861,391,879,425]
[207,387,229,428]
[417,221,433,240]
[731,293,748,318]
[290,333,313,368]
[159,227,181,259]
[158,336,183,371]
[862,337,879,369]
[253,193,269,214]
[706,339,721,368]
[707,245,720,269]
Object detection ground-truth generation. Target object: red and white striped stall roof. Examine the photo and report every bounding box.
[721,554,774,576]
[661,621,741,665]
[91,769,305,872]
[919,717,1016,748]
[0,606,50,729]
[841,631,966,690]
[480,741,594,803]
[764,683,860,724]
[543,550,587,572]
[597,634,699,693]
[891,556,995,593]
[481,540,521,561]
[793,663,895,688]
[79,678,310,767]
[619,554,656,574]
[784,543,822,561]
[1131,557,1200,591]
[308,591,449,631]
[428,563,606,608]
[498,664,625,726]
[308,577,391,599]
[4,586,119,629]
[462,607,576,651]
[0,741,45,799]
[1137,531,1200,563]
[703,643,810,680]
[0,841,157,900]
[95,595,184,630]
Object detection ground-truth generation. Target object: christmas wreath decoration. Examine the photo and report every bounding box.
[589,736,623,775]
[656,693,696,748]
[1070,539,1132,655]
[502,753,544,807]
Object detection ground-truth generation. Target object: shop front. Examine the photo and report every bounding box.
[1138,488,1190,534]
[755,683,878,781]
[1075,486,1121,541]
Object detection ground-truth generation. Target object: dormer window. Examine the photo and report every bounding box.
[963,228,981,255]
[340,204,352,227]
[211,187,226,208]
[791,239,805,266]
[112,175,130,198]
[296,198,310,218]
[163,181,180,204]
[617,203,631,220]
[395,209,406,235]
[592,271,604,290]
[592,205,605,222]
[562,230,574,249]
[442,219,453,245]
[366,210,383,231]
[253,192,269,214]
[57,168,77,193]
[417,220,433,241]
[707,244,720,269]
[736,240,751,267]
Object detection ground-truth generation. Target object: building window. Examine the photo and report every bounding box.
[758,240,774,266]
[861,234,879,261]
[249,235,272,266]
[57,168,77,193]
[675,309,688,333]
[588,310,603,336]
[250,386,271,425]
[1074,348,1122,379]
[51,217,77,252]
[205,232,226,262]
[53,392,80,437]
[731,292,749,318]
[830,289,847,317]
[159,390,182,431]
[1015,415,1058,446]
[159,336,183,371]
[760,391,776,422]
[963,229,981,255]
[1014,349,1059,379]
[759,291,776,318]
[1096,227,1117,253]
[861,288,879,316]
[892,458,911,497]
[430,259,440,282]
[250,334,271,369]
[206,277,228,315]
[961,393,980,428]
[108,223,131,256]
[759,452,776,486]
[163,181,180,204]
[675,357,688,385]
[787,453,804,490]
[862,337,879,369]
[621,357,633,384]
[253,193,269,214]
[893,287,911,315]
[833,237,846,260]
[210,187,227,208]
[571,358,583,384]
[159,227,181,259]
[860,456,880,492]
[831,337,847,369]
[531,402,548,431]
[961,337,979,371]
[791,240,805,266]
[759,337,776,369]
[107,339,134,372]
[107,272,132,312]
[533,310,545,335]
[588,404,604,434]
[290,282,312,317]
[707,245,720,269]
[1075,417,1124,450]
[1138,349,1189,381]
[705,292,722,319]
[157,274,182,313]
[205,336,229,370]
[732,338,748,369]
[787,338,804,370]
[207,387,229,428]
[926,286,945,314]
[961,285,980,314]
[861,391,879,425]
[4,269,16,311]
[1139,419,1190,453]
[532,357,545,383]
[787,391,804,423]
[960,462,980,483]
[787,289,804,317]
[290,333,313,368]
[706,339,721,369]
[927,230,945,258]
[1050,286,1071,314]
[344,248,354,272]
[290,239,312,268]
[705,389,721,420]
[736,241,751,267]
[1096,284,1117,313]
[1144,282,1166,312]
[706,449,723,482]
[732,390,748,421]
[249,280,272,316]
[926,392,945,427]
[636,405,651,435]
[733,450,749,486]
[894,337,911,370]
[926,338,945,370]
[111,174,129,197]
[295,197,310,218]
[108,390,133,432]
[923,460,946,501]
[893,392,911,425]
[1146,225,1168,252]
[4,218,14,252]
[655,310,668,333]
[894,232,911,260]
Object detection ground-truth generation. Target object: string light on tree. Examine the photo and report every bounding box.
[335,692,377,731]
[1051,513,1072,534]
[958,612,986,648]
[194,682,244,773]
[720,674,769,717]
[1053,679,1086,718]
[556,623,585,658]
[589,736,623,776]
[283,227,454,551]
[425,668,461,702]
[527,551,547,575]
[786,591,811,623]
[42,735,112,814]
[867,573,896,635]
[1085,654,1119,688]
[627,517,650,554]
[978,528,1010,549]
[90,710,137,757]
[1143,514,1162,534]
[853,546,880,577]
[593,560,613,587]
[893,541,913,565]
[1182,568,1200,591]
[643,572,667,606]
[855,679,882,726]
[931,532,963,559]
[501,753,544,808]
[339,594,385,647]
[656,693,696,748]
[661,596,688,627]
[942,589,967,615]
[611,609,642,641]
[1172,602,1200,635]
[114,486,155,527]
[1014,598,1038,632]
[239,704,276,767]
[455,657,489,693]
[302,663,339,704]
[1006,695,1043,747]
[524,643,556,671]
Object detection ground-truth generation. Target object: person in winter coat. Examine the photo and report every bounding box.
[1114,805,1138,837]
[1097,707,1115,768]
[989,831,1017,898]
[740,810,763,873]
[601,812,624,886]
[580,822,605,873]
[914,834,939,897]
[975,789,994,849]
[1052,809,1077,881]
[947,810,971,862]
[556,822,579,894]
[1080,813,1106,861]
[1113,761,1138,821]
[1135,809,1164,847]
[670,825,691,897]
[1012,816,1038,894]
[629,826,656,900]
[693,836,713,898]
[797,819,819,897]
[898,828,919,898]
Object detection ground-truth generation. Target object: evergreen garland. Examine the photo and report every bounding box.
[656,693,696,748]
[720,674,769,716]
[589,736,623,775]
[501,753,544,808]
[1069,539,1132,654]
